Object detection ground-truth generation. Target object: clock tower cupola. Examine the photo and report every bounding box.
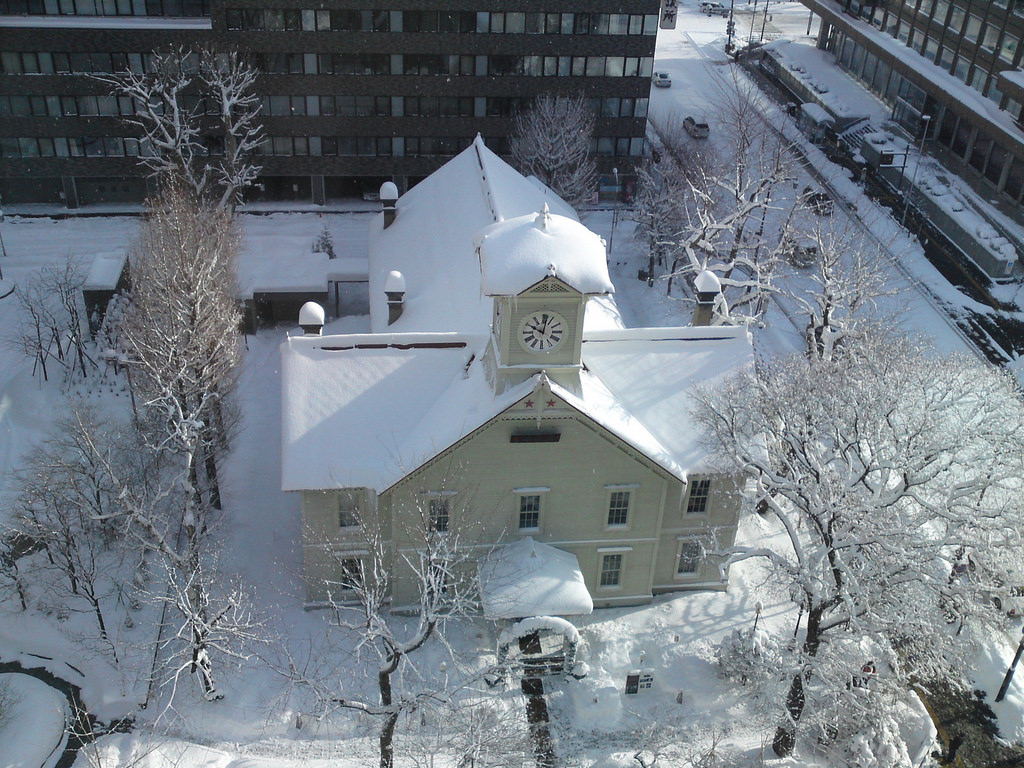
[475,205,613,393]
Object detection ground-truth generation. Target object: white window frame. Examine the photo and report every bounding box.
[675,539,703,577]
[514,486,549,532]
[604,483,638,529]
[337,489,361,529]
[336,554,365,591]
[685,478,711,516]
[598,552,624,589]
[428,498,450,532]
[424,489,458,533]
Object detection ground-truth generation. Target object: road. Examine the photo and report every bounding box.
[649,19,990,360]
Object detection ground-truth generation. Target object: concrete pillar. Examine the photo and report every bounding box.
[61,176,79,209]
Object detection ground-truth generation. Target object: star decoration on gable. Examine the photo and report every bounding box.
[546,399,556,408]
[524,400,534,408]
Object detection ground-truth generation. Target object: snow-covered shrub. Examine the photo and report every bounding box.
[313,225,336,258]
[821,695,912,768]
[716,627,782,686]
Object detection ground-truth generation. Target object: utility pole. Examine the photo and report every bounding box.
[996,626,1024,703]
[900,114,931,227]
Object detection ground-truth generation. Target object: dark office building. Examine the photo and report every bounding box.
[0,1,660,206]
[801,0,1024,211]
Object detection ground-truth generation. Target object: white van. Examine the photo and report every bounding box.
[701,2,729,16]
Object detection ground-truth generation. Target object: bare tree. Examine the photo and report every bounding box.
[693,332,1024,758]
[9,406,128,662]
[786,226,900,360]
[9,259,93,383]
[0,677,19,730]
[510,94,597,208]
[633,116,714,285]
[102,185,245,699]
[664,74,800,323]
[402,696,531,768]
[97,47,263,210]
[289,498,480,768]
[122,182,241,512]
[199,49,265,210]
[55,405,259,701]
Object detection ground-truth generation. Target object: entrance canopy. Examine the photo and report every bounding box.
[478,537,594,619]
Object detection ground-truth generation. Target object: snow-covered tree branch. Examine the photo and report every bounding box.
[694,332,1024,760]
[286,494,482,768]
[786,226,901,361]
[121,182,241,512]
[661,74,802,324]
[510,94,597,209]
[96,47,263,210]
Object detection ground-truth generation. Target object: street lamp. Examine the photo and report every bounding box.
[608,167,620,259]
[900,114,931,228]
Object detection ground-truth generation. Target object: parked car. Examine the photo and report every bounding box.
[950,554,1024,619]
[683,115,710,138]
[801,186,834,215]
[652,71,672,88]
[781,234,818,267]
[702,1,729,15]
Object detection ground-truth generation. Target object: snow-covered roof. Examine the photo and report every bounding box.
[478,537,594,619]
[694,269,721,294]
[367,136,578,334]
[237,253,367,297]
[800,102,835,125]
[580,326,754,475]
[280,326,753,491]
[476,206,613,297]
[298,302,325,327]
[282,332,499,491]
[83,251,126,291]
[808,0,1024,146]
[764,39,883,122]
[281,136,753,494]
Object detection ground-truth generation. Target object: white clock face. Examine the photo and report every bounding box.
[518,310,566,352]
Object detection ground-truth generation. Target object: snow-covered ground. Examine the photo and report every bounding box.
[0,1,1022,765]
[0,206,1003,768]
[0,673,67,768]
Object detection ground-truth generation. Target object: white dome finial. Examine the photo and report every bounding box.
[298,301,325,336]
[695,269,721,294]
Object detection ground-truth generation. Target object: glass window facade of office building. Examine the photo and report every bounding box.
[0,2,658,205]
[823,0,1024,206]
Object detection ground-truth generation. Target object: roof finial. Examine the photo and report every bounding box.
[535,203,552,232]
[547,263,557,277]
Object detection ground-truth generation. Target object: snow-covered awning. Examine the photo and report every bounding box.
[478,537,594,619]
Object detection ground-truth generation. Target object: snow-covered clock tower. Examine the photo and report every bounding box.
[475,205,614,394]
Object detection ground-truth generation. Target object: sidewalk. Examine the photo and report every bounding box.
[2,197,385,219]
